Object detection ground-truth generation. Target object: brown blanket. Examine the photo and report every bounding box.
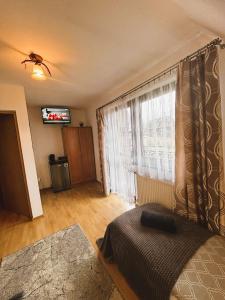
[97,203,213,300]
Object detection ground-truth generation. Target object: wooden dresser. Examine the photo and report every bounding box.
[62,127,96,185]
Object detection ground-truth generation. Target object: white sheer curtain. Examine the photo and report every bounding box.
[103,100,136,202]
[135,81,176,182]
[102,74,176,203]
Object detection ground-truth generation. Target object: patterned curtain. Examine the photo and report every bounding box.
[175,46,225,236]
[96,108,110,196]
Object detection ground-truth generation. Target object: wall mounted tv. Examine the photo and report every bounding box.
[41,107,71,124]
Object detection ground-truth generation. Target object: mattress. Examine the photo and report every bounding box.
[98,203,216,299]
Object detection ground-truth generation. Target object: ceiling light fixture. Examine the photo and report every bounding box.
[21,52,51,80]
[31,64,46,80]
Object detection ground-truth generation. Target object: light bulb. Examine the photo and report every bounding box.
[31,65,46,80]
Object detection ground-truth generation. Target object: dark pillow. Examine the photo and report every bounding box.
[9,292,24,300]
[140,210,177,233]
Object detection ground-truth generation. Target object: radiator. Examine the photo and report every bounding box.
[136,174,175,210]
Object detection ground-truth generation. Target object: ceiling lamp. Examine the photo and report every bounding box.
[21,52,51,80]
[31,65,46,80]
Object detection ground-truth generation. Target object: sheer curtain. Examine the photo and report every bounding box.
[101,74,176,203]
[135,81,176,182]
[103,100,136,202]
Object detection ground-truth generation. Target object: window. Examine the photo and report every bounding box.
[102,77,176,202]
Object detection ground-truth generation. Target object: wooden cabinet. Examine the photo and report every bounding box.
[62,127,96,185]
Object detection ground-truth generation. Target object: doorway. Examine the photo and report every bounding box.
[0,112,31,218]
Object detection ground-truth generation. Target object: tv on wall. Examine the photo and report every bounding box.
[41,107,71,124]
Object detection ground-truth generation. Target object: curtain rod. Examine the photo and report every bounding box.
[97,37,224,111]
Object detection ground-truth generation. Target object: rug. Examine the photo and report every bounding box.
[0,225,123,300]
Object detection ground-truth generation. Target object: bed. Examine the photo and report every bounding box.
[97,203,225,300]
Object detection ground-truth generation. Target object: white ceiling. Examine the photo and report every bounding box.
[0,0,223,108]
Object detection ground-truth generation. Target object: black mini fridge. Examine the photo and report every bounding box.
[49,155,71,192]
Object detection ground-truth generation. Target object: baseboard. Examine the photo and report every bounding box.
[31,214,44,221]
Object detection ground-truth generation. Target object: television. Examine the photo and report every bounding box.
[41,107,71,124]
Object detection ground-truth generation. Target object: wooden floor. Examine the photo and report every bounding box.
[0,181,138,300]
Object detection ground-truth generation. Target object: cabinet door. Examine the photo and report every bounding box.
[62,127,83,184]
[79,127,96,181]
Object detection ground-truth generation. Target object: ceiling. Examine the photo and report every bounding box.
[0,0,224,108]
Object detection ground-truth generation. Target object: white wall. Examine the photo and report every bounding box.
[28,107,88,189]
[86,35,214,181]
[0,84,43,218]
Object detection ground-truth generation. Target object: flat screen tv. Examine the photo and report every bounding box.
[41,107,71,124]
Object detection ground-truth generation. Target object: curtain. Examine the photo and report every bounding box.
[98,75,176,203]
[135,81,176,182]
[96,108,110,195]
[175,46,225,236]
[103,99,136,203]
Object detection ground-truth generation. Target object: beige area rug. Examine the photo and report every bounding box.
[0,224,123,300]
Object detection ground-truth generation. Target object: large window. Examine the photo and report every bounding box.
[103,78,176,202]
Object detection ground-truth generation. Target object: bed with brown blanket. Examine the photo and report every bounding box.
[97,203,225,300]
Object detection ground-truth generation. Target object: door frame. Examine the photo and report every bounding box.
[0,110,32,218]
